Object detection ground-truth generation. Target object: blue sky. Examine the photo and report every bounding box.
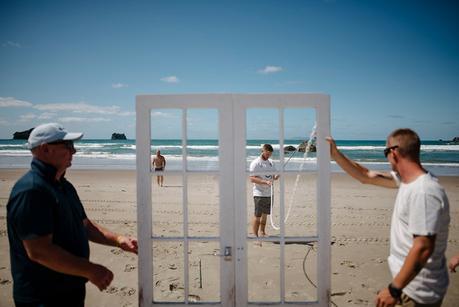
[1,0,458,140]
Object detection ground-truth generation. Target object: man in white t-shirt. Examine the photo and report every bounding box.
[249,144,279,239]
[327,129,450,307]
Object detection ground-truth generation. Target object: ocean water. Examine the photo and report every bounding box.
[0,139,458,176]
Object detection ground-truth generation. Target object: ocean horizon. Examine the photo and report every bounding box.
[1,139,458,176]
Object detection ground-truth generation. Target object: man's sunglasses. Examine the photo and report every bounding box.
[384,145,399,158]
[47,140,75,149]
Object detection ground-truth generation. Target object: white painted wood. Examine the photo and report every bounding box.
[279,107,286,303]
[136,93,330,306]
[181,109,190,303]
[136,99,153,307]
[316,97,331,305]
[219,96,236,306]
[232,95,248,307]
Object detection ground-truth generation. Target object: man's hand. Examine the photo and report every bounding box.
[117,236,138,254]
[325,137,338,159]
[449,254,459,272]
[375,288,397,307]
[87,263,114,291]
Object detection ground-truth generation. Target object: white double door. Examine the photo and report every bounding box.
[136,94,330,306]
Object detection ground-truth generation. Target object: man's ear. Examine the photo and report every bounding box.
[392,150,399,163]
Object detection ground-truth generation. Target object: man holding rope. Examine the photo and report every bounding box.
[249,144,279,240]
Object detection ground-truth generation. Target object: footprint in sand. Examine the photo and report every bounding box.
[124,264,136,272]
[110,248,123,255]
[120,286,136,296]
[340,260,357,268]
[105,286,119,294]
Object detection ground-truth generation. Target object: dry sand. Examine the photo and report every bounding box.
[0,169,458,306]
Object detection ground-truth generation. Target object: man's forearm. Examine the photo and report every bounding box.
[392,236,434,289]
[332,146,397,188]
[25,240,95,279]
[250,176,269,185]
[85,219,119,247]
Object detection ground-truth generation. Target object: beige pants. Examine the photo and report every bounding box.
[395,293,442,307]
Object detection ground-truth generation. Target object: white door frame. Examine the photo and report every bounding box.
[136,94,330,307]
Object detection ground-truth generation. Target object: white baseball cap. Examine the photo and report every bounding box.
[26,123,83,149]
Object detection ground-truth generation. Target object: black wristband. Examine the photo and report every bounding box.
[388,283,402,299]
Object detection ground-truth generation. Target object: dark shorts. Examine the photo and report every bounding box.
[14,286,85,307]
[155,167,164,171]
[254,196,272,217]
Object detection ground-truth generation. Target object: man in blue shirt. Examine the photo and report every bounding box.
[7,123,138,307]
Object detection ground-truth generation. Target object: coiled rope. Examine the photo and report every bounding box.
[269,123,317,230]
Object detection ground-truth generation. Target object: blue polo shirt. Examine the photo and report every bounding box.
[7,159,90,303]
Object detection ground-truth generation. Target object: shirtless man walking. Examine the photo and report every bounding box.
[152,150,166,187]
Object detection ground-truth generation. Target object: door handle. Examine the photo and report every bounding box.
[224,246,231,261]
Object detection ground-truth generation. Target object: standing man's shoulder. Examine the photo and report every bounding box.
[419,173,446,192]
[250,156,261,170]
[420,173,449,202]
[9,169,46,198]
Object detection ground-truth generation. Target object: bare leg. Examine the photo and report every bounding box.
[260,214,268,236]
[156,176,160,186]
[252,216,261,237]
[160,175,164,187]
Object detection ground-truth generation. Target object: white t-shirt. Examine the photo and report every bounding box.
[388,173,450,303]
[249,156,276,197]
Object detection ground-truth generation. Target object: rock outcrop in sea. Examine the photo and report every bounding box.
[13,128,34,139]
[111,133,127,140]
[283,141,316,153]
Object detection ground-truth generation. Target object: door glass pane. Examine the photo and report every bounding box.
[186,109,219,171]
[151,108,182,171]
[188,241,220,302]
[152,174,183,237]
[284,243,317,302]
[247,242,280,302]
[187,174,220,237]
[284,173,317,237]
[283,108,317,172]
[152,242,184,303]
[246,108,280,171]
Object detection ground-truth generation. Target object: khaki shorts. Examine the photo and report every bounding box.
[254,196,272,217]
[395,293,443,307]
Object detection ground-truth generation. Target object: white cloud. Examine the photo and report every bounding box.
[34,102,123,115]
[160,76,180,83]
[112,83,128,88]
[258,65,283,74]
[19,113,37,122]
[38,112,57,120]
[0,97,33,107]
[60,117,111,123]
[2,41,21,48]
[117,111,136,116]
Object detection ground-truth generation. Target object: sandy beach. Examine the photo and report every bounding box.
[0,169,458,306]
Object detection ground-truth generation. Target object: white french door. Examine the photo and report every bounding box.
[136,94,330,307]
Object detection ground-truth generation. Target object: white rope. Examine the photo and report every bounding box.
[269,123,317,231]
